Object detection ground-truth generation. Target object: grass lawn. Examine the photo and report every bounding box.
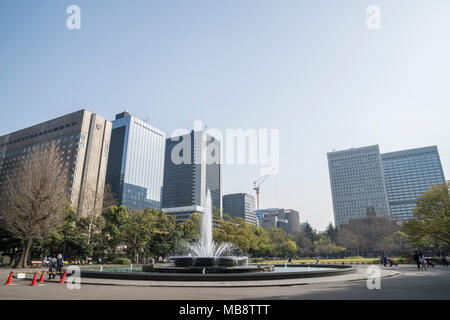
[259,257,382,265]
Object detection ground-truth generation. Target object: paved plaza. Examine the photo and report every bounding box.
[0,265,449,300]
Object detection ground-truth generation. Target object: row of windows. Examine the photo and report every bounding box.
[0,134,85,159]
[0,121,78,147]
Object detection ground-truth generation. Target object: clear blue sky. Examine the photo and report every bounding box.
[1,1,449,230]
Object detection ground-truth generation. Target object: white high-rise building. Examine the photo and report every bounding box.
[327,145,391,227]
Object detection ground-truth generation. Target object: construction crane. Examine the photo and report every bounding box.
[253,168,276,210]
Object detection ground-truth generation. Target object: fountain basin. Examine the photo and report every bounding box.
[142,264,273,273]
[79,264,355,281]
[169,256,247,267]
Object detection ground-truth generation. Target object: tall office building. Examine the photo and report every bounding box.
[223,193,257,225]
[162,130,222,221]
[284,209,301,234]
[327,145,391,227]
[381,146,445,221]
[0,109,112,217]
[105,111,165,210]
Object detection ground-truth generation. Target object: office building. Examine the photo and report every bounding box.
[284,209,301,234]
[105,111,165,210]
[256,208,281,224]
[223,193,257,225]
[277,219,289,234]
[327,145,391,227]
[261,214,278,230]
[162,130,222,221]
[257,208,300,233]
[0,109,111,217]
[381,146,445,221]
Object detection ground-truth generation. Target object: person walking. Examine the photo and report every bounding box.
[47,256,53,279]
[381,253,388,267]
[57,254,63,273]
[48,256,57,279]
[413,251,420,270]
[419,253,426,270]
[441,253,448,268]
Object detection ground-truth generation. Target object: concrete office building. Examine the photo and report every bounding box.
[328,144,446,226]
[277,219,289,234]
[255,208,279,225]
[0,109,111,217]
[261,214,278,230]
[258,208,300,233]
[327,145,391,227]
[105,111,165,211]
[381,146,446,221]
[284,209,301,234]
[223,193,257,225]
[162,130,222,221]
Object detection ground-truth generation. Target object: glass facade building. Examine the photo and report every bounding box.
[381,146,445,221]
[162,130,222,221]
[223,193,257,225]
[327,145,391,227]
[105,111,165,210]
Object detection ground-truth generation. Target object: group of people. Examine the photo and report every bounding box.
[146,256,163,265]
[42,254,64,279]
[413,251,448,270]
[381,253,398,267]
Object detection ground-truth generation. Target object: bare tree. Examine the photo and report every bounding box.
[78,186,105,244]
[0,143,69,268]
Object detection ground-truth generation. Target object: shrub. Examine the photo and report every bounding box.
[115,258,132,265]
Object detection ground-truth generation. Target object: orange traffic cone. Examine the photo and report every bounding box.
[5,271,13,285]
[38,271,45,283]
[58,271,67,283]
[30,272,37,286]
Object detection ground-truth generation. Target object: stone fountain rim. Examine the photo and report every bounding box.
[78,264,356,282]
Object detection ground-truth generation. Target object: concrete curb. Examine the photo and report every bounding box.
[18,267,400,288]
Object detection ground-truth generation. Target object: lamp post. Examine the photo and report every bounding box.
[355,237,360,257]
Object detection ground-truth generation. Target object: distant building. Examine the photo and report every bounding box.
[328,145,446,226]
[255,208,279,224]
[223,193,257,225]
[105,111,165,211]
[261,214,278,230]
[284,209,300,234]
[327,145,391,227]
[162,130,222,221]
[277,219,289,234]
[0,109,111,217]
[257,208,300,233]
[381,146,446,221]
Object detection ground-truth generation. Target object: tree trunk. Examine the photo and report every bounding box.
[18,238,33,268]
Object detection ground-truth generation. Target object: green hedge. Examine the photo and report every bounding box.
[115,258,132,265]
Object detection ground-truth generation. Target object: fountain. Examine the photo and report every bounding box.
[161,190,250,272]
[80,190,355,281]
